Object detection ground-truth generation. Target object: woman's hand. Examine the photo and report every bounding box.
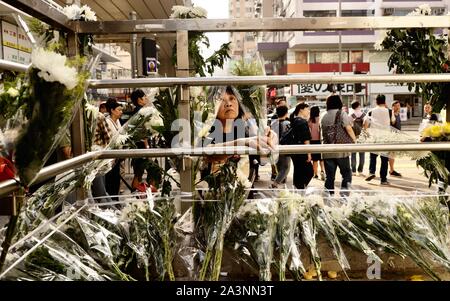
[245,134,275,154]
[264,127,278,149]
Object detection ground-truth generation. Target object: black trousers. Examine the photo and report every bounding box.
[105,161,121,201]
[292,155,313,189]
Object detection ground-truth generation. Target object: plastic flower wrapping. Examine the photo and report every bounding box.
[2,188,449,281]
[357,121,429,160]
[0,47,96,187]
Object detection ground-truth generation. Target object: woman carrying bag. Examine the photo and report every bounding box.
[321,95,356,195]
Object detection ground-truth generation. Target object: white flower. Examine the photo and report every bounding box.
[236,159,252,188]
[149,113,163,128]
[114,133,130,146]
[170,5,207,19]
[63,4,97,21]
[31,47,78,90]
[197,125,211,138]
[418,4,432,15]
[170,6,190,18]
[81,5,97,21]
[190,6,207,18]
[190,87,203,99]
[408,4,431,16]
[85,102,98,112]
[138,106,154,117]
[62,4,81,20]
[306,195,324,208]
[6,87,19,97]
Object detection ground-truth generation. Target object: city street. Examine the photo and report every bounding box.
[255,124,438,195]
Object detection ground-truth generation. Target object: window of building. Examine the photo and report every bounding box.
[350,51,363,63]
[295,51,307,64]
[383,7,445,16]
[341,10,375,17]
[303,10,336,17]
[309,51,349,64]
[246,7,253,13]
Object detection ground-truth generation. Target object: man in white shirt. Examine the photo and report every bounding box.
[363,94,392,185]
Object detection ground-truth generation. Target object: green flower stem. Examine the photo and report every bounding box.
[199,246,213,281]
[211,228,226,281]
[162,236,175,281]
[260,268,272,282]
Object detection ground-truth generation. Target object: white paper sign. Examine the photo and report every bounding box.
[2,46,19,62]
[400,108,408,121]
[2,21,19,62]
[2,21,18,49]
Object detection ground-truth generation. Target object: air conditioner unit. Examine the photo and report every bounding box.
[383,8,394,16]
[433,7,445,15]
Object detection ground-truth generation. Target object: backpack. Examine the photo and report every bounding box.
[351,112,366,137]
[280,122,295,145]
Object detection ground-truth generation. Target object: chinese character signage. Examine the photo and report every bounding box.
[18,27,31,64]
[292,83,366,96]
[1,21,31,64]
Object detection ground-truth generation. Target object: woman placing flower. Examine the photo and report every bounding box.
[201,86,276,182]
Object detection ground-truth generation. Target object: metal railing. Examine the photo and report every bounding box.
[87,73,450,88]
[0,142,448,198]
[74,16,450,34]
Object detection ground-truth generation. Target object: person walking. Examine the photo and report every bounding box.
[290,103,314,189]
[321,95,356,195]
[389,101,402,177]
[270,105,291,187]
[349,101,366,176]
[364,94,391,185]
[308,106,325,181]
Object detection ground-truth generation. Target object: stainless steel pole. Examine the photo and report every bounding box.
[130,11,138,79]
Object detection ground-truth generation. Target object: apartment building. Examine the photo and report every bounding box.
[256,0,450,115]
[229,0,258,59]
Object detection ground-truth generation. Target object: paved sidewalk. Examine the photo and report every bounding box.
[255,128,438,195]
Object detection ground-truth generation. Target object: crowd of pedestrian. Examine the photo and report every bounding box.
[269,93,409,194]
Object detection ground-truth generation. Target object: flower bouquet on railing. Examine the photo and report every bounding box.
[231,198,278,281]
[275,191,306,281]
[62,3,97,56]
[345,193,450,280]
[1,205,112,280]
[119,179,178,281]
[14,47,94,186]
[417,122,450,190]
[193,160,248,281]
[2,180,179,281]
[357,124,429,160]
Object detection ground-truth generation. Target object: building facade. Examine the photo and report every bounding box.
[256,0,450,116]
[229,0,258,59]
